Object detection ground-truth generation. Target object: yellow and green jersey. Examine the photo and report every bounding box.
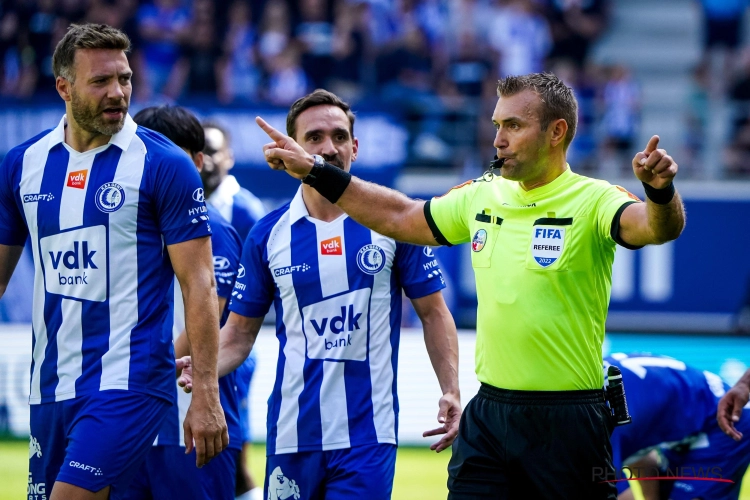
[426,167,640,391]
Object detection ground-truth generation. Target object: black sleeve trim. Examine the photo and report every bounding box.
[475,213,491,223]
[533,217,573,226]
[423,200,452,247]
[611,201,644,250]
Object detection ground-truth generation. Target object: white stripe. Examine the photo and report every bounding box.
[58,152,94,230]
[176,384,191,446]
[270,212,305,454]
[368,232,397,444]
[20,137,52,403]
[100,136,146,390]
[314,217,349,298]
[55,298,83,400]
[320,360,350,450]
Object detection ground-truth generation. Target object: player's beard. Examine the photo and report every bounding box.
[70,87,128,137]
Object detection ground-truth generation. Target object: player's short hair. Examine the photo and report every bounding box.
[286,89,356,141]
[496,72,578,149]
[133,105,205,155]
[202,119,232,148]
[52,23,131,82]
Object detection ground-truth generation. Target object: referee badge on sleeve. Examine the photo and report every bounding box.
[530,226,565,267]
[472,229,487,252]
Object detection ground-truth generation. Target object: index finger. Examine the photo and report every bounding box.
[643,135,660,155]
[256,116,288,144]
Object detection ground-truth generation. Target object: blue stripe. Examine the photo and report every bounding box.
[159,382,180,445]
[389,267,402,441]
[291,219,323,451]
[342,218,378,447]
[37,145,68,400]
[267,285,286,456]
[128,171,174,398]
[75,147,121,395]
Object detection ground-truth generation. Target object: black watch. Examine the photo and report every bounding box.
[302,155,326,185]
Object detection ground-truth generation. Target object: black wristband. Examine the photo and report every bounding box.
[642,182,675,205]
[302,162,352,204]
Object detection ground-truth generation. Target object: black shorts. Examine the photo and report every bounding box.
[448,384,617,500]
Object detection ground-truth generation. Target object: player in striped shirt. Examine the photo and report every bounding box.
[124,106,243,500]
[201,120,265,500]
[0,24,227,499]
[179,89,461,500]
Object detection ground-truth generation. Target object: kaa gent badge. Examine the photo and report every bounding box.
[530,226,565,267]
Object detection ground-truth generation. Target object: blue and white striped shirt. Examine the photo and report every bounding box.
[229,187,446,455]
[0,114,212,404]
[207,174,266,242]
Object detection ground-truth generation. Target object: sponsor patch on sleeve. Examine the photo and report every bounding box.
[616,185,641,202]
[435,179,474,198]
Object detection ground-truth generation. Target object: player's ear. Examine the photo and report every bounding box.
[56,76,72,102]
[351,137,358,162]
[193,151,204,172]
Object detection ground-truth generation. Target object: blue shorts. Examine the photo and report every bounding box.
[661,417,750,500]
[236,353,256,444]
[29,390,171,497]
[122,445,240,500]
[264,443,397,500]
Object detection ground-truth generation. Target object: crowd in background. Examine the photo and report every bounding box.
[1,0,750,178]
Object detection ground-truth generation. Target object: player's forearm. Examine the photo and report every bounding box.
[337,178,437,246]
[422,308,460,397]
[645,190,685,244]
[217,314,263,378]
[182,274,221,394]
[0,244,23,299]
[735,369,750,392]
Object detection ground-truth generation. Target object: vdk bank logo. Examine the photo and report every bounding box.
[320,236,342,255]
[66,169,88,189]
[302,288,370,361]
[40,226,107,302]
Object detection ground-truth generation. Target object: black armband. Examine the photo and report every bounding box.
[642,182,675,205]
[302,162,352,204]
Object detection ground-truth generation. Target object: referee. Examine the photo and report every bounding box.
[256,73,685,499]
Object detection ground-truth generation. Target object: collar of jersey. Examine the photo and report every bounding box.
[289,186,348,225]
[47,113,138,153]
[210,174,241,205]
[512,165,573,201]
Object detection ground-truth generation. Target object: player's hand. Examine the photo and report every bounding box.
[183,384,229,468]
[422,392,461,453]
[176,355,193,393]
[632,135,678,190]
[256,116,315,180]
[717,382,749,441]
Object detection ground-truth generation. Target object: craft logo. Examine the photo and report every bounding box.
[66,170,88,189]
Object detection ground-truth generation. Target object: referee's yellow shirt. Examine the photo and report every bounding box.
[426,167,640,391]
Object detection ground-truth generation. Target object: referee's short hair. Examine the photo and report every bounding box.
[497,73,578,150]
[286,89,356,141]
[53,23,131,82]
[133,106,205,155]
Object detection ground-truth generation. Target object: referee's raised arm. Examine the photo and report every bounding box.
[256,116,438,246]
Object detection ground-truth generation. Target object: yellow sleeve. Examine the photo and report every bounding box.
[425,179,480,246]
[595,183,642,246]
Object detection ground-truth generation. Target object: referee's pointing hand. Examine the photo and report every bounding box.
[256,116,314,180]
[632,135,678,190]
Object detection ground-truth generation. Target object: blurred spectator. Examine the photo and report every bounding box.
[488,0,552,78]
[445,32,493,98]
[329,1,369,101]
[257,1,292,71]
[294,0,335,89]
[172,0,224,99]
[221,0,261,103]
[699,0,749,95]
[265,43,309,106]
[546,0,609,68]
[446,0,493,51]
[554,59,599,173]
[599,65,641,176]
[135,0,191,100]
[683,62,710,177]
